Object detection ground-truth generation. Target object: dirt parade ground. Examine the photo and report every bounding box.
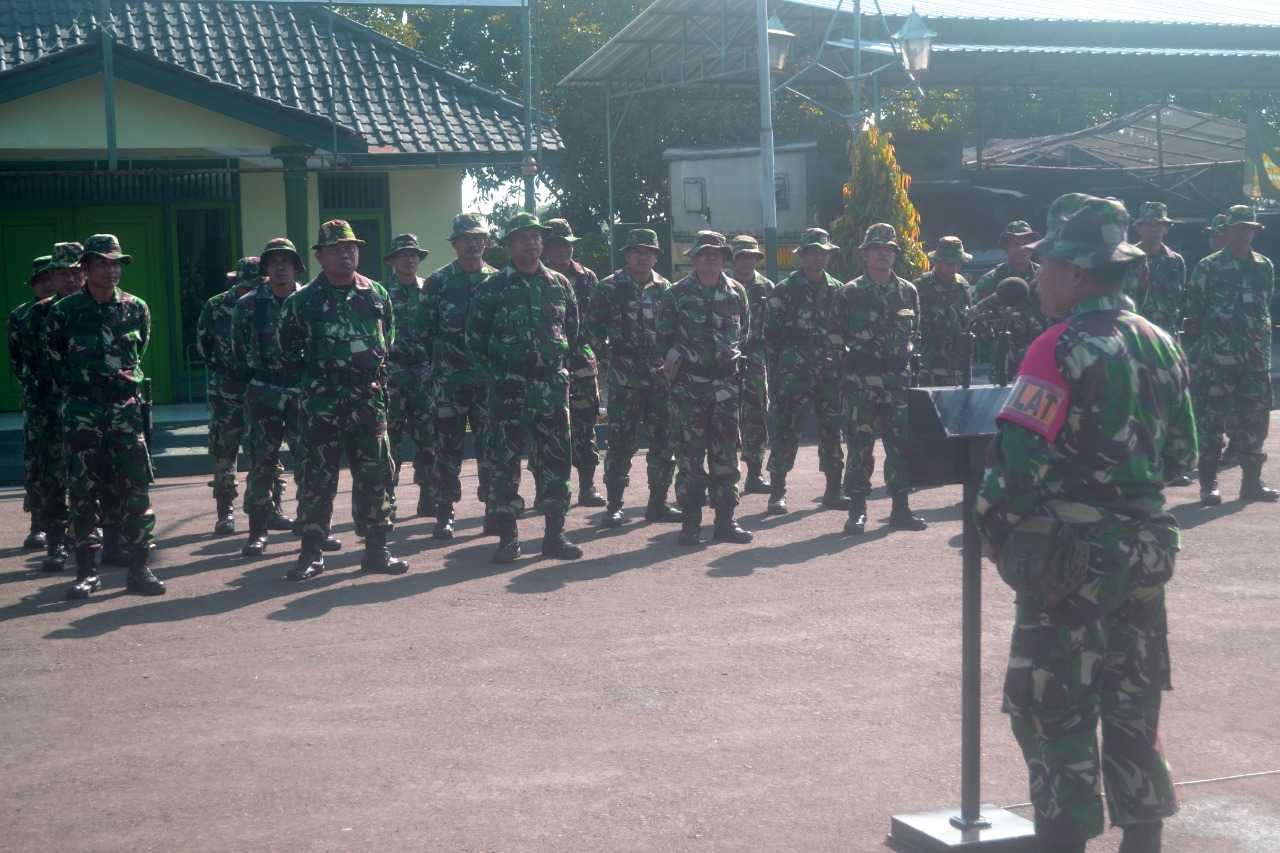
[2,419,1279,852]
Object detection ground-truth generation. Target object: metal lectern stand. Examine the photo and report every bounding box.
[888,385,1038,852]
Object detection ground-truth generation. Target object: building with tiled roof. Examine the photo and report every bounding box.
[0,0,562,409]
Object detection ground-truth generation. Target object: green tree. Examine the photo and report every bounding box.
[828,126,927,282]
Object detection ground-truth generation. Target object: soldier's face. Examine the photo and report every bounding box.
[1135,221,1169,247]
[625,247,657,280]
[30,274,55,300]
[316,241,359,281]
[390,249,421,279]
[1209,233,1227,252]
[543,238,573,270]
[506,228,544,270]
[1224,224,1258,257]
[453,233,488,263]
[861,244,897,277]
[52,268,80,297]
[798,246,830,278]
[731,253,760,279]
[265,254,297,288]
[1035,257,1082,318]
[933,259,961,281]
[84,256,122,293]
[692,248,725,281]
[1004,235,1036,265]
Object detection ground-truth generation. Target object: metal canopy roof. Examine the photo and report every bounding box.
[561,0,1280,95]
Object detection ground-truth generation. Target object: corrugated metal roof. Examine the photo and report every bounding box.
[792,0,1280,26]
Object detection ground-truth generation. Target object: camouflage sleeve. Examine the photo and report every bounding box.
[231,296,250,368]
[464,281,494,373]
[138,298,151,357]
[973,269,998,300]
[562,276,579,351]
[7,309,23,379]
[654,287,678,359]
[975,423,1053,545]
[1163,355,1198,483]
[584,280,610,358]
[763,286,784,357]
[383,293,396,354]
[196,295,216,361]
[46,304,68,389]
[19,304,44,381]
[277,289,307,373]
[825,286,849,350]
[1182,259,1208,335]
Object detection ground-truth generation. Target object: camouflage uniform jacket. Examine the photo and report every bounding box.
[913,270,972,371]
[7,300,36,404]
[19,295,61,406]
[1129,244,1186,332]
[975,295,1197,548]
[197,287,249,387]
[656,272,750,402]
[1183,248,1274,373]
[379,274,431,386]
[555,260,599,377]
[47,286,150,400]
[973,260,1040,300]
[585,267,671,389]
[764,269,843,382]
[828,272,920,393]
[735,270,774,374]
[232,282,302,389]
[466,263,578,389]
[421,259,497,390]
[278,273,393,388]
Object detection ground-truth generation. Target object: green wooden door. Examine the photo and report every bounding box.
[1,209,75,411]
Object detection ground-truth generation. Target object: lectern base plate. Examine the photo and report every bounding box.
[890,804,1037,851]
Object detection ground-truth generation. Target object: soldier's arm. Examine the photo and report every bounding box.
[383,295,396,353]
[562,276,580,349]
[137,300,151,357]
[974,422,1052,546]
[195,297,215,361]
[584,281,610,357]
[277,291,307,372]
[654,289,677,358]
[1181,261,1207,335]
[230,297,250,367]
[464,283,494,373]
[46,307,68,388]
[7,311,23,379]
[1163,353,1198,483]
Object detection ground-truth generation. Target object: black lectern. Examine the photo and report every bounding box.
[888,385,1038,852]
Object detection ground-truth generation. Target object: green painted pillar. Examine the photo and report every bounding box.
[272,146,314,261]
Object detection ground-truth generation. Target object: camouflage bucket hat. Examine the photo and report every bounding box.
[448,212,488,242]
[859,223,901,251]
[49,241,83,269]
[1133,201,1174,225]
[80,234,132,265]
[928,236,972,264]
[1224,204,1264,230]
[236,256,261,284]
[500,211,552,242]
[544,218,580,243]
[312,219,365,250]
[622,228,663,254]
[1203,213,1228,234]
[384,232,429,262]
[260,237,305,272]
[684,230,732,260]
[1027,193,1146,269]
[796,228,840,253]
[731,234,765,258]
[27,255,53,284]
[998,220,1041,246]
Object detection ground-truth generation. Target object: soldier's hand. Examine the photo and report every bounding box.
[662,348,682,383]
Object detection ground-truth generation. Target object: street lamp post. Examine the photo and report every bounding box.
[758,5,793,283]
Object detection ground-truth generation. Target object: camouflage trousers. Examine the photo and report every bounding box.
[242,382,301,516]
[1191,366,1271,467]
[672,391,741,509]
[842,381,910,497]
[913,365,964,387]
[61,398,154,550]
[487,375,572,520]
[602,382,677,493]
[387,378,437,500]
[570,370,602,472]
[435,381,491,505]
[1004,533,1178,842]
[738,362,770,468]
[766,372,843,478]
[296,385,393,538]
[207,379,247,497]
[21,399,39,514]
[29,400,68,537]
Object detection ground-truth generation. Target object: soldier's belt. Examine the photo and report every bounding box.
[307,368,382,387]
[212,365,251,382]
[684,363,739,381]
[67,382,139,403]
[251,368,302,387]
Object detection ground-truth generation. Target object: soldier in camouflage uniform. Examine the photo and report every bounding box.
[728,235,774,494]
[10,256,56,550]
[423,213,497,540]
[656,231,753,546]
[762,228,848,515]
[973,220,1042,374]
[380,233,436,519]
[542,219,607,508]
[1204,213,1227,253]
[913,236,974,387]
[466,212,584,563]
[1127,202,1186,337]
[828,224,926,534]
[584,228,682,528]
[1183,204,1279,506]
[976,194,1197,853]
[278,220,408,580]
[196,257,258,534]
[47,235,166,599]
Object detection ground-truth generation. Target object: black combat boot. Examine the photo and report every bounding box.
[821,471,852,510]
[388,489,398,521]
[1118,819,1162,853]
[23,517,45,550]
[601,483,625,528]
[492,515,521,564]
[433,502,456,540]
[644,488,683,522]
[126,548,167,596]
[888,492,927,531]
[1199,458,1222,506]
[577,464,607,507]
[483,509,500,537]
[101,525,129,567]
[743,461,771,495]
[65,546,101,600]
[268,481,295,531]
[213,490,236,535]
[767,474,787,515]
[677,504,703,546]
[41,530,68,572]
[712,505,753,544]
[241,510,270,557]
[320,535,342,552]
[361,529,409,574]
[541,513,583,559]
[1240,462,1280,503]
[287,533,325,581]
[417,488,434,517]
[843,497,868,535]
